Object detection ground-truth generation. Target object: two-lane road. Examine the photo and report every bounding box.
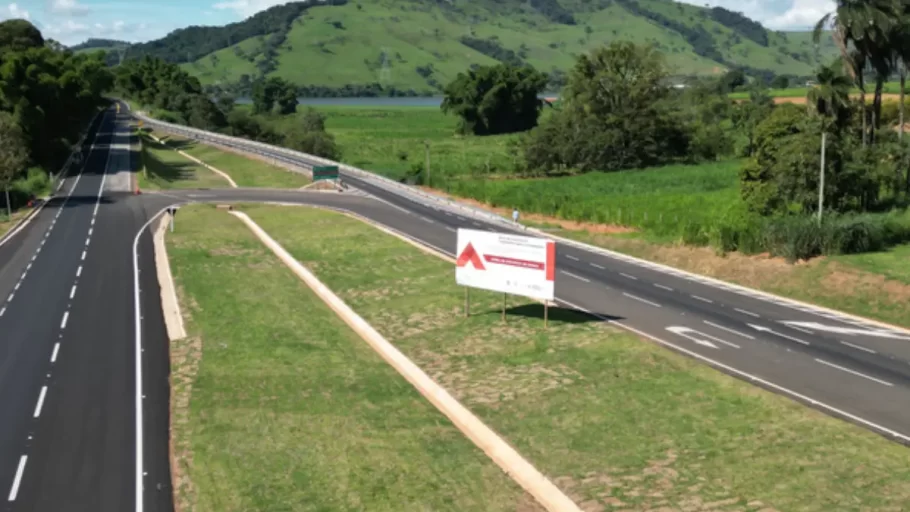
[0,107,172,512]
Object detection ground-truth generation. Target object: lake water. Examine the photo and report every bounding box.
[234,95,558,108]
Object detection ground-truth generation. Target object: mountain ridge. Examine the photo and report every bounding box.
[72,0,839,94]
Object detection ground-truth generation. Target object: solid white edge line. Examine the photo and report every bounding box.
[7,455,26,501]
[133,205,172,512]
[622,292,662,308]
[553,297,910,444]
[60,311,69,330]
[735,308,760,318]
[841,340,877,354]
[815,359,894,387]
[51,343,60,363]
[704,320,755,340]
[560,270,590,283]
[33,386,47,418]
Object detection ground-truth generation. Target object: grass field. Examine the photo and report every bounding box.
[159,134,310,188]
[180,0,835,92]
[0,208,30,239]
[138,133,230,190]
[260,105,525,183]
[166,205,534,511]
[139,131,309,189]
[240,204,910,511]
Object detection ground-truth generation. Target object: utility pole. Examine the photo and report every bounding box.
[818,129,826,226]
[424,140,431,188]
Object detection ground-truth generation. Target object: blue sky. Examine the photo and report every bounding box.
[0,0,835,46]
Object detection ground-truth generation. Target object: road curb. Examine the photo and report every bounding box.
[230,210,581,512]
[153,215,186,341]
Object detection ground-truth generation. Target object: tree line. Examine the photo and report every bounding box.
[0,20,112,214]
[116,58,340,161]
[439,14,910,260]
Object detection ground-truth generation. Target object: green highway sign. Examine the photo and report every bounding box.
[312,165,339,182]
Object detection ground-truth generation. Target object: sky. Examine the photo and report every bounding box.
[0,0,837,47]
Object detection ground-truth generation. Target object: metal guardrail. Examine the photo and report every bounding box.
[130,109,515,227]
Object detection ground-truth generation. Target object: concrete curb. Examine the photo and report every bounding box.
[153,214,186,341]
[230,210,581,512]
[148,133,238,188]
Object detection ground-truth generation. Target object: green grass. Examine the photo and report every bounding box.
[180,0,836,92]
[138,133,230,190]
[261,105,523,182]
[161,135,310,188]
[166,205,533,511]
[443,160,746,237]
[245,204,910,511]
[0,208,30,238]
[833,243,910,285]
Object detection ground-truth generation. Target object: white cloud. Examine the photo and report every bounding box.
[766,1,836,30]
[0,2,30,20]
[212,0,326,19]
[49,0,90,17]
[677,0,836,31]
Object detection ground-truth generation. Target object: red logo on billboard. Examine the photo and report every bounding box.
[456,242,485,269]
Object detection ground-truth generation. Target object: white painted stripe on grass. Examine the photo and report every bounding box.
[230,211,583,512]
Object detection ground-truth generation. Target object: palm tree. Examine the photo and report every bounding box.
[807,62,853,225]
[814,0,901,144]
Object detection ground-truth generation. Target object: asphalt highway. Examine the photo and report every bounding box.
[3,103,910,512]
[0,107,172,512]
[136,111,910,446]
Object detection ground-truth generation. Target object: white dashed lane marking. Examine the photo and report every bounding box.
[32,387,47,418]
[815,359,894,387]
[623,292,662,308]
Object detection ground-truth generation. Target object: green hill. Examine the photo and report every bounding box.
[109,0,841,94]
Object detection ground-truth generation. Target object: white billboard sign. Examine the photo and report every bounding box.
[455,228,555,301]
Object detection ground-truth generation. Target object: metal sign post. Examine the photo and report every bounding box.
[167,206,180,232]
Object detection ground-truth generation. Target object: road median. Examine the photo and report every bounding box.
[242,203,910,512]
[163,204,538,511]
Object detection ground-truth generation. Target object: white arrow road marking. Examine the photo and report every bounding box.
[749,324,810,345]
[666,326,740,349]
[781,321,910,340]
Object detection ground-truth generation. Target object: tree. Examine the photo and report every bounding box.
[522,42,691,173]
[441,63,548,136]
[0,19,44,52]
[719,68,747,92]
[807,61,853,224]
[251,77,298,116]
[770,75,790,89]
[282,108,339,160]
[0,113,29,219]
[732,86,774,156]
[814,0,901,145]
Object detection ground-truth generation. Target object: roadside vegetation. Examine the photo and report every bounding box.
[138,132,230,190]
[241,204,910,511]
[138,130,310,189]
[0,20,110,218]
[165,204,533,511]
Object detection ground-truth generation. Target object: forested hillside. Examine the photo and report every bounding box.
[77,0,839,96]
